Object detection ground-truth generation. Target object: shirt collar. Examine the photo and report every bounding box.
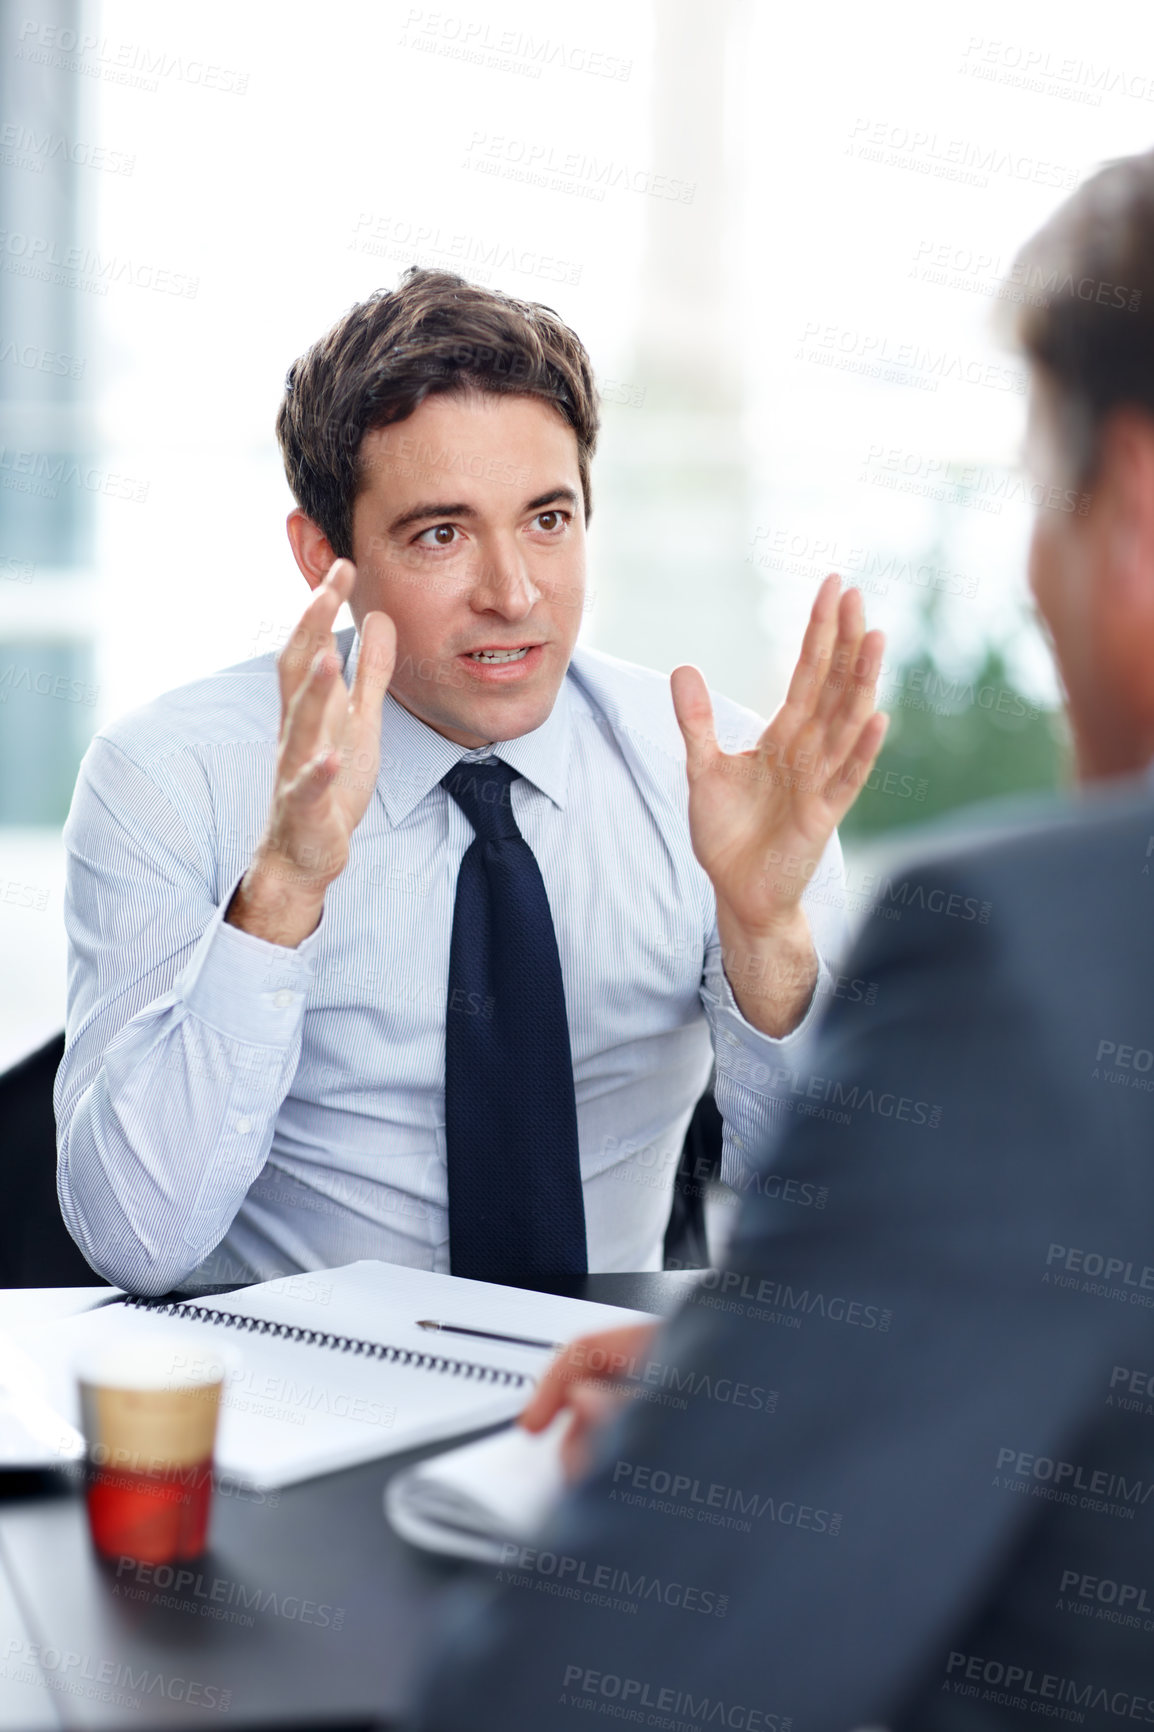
[344,628,573,826]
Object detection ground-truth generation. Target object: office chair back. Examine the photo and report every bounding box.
[0,1030,109,1287]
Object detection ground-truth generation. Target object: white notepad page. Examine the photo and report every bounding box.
[386,1413,572,1563]
[12,1262,659,1490]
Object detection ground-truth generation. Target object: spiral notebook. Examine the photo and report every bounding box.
[14,1261,659,1490]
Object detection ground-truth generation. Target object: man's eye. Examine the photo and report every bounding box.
[533,510,568,533]
[415,524,459,548]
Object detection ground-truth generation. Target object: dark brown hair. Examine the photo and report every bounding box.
[1002,150,1154,484]
[275,267,600,558]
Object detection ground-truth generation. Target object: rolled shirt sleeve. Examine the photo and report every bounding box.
[700,828,850,1186]
[55,734,324,1295]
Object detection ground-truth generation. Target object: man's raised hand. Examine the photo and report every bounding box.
[670,574,887,1034]
[227,559,396,947]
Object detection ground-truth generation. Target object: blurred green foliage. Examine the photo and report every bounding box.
[838,599,1071,843]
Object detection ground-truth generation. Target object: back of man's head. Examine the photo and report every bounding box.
[1004,150,1154,487]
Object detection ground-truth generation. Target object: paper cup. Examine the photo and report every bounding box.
[76,1336,234,1565]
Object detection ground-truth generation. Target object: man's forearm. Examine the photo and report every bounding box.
[58,1000,302,1295]
[716,900,819,1038]
[225,849,330,948]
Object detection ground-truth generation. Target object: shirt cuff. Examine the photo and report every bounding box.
[174,866,326,1046]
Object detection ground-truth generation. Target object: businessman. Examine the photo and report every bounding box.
[55,267,884,1295]
[409,152,1154,1730]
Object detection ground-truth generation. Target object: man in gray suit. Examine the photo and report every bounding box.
[409,152,1154,1731]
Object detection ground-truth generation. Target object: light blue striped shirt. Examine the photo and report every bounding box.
[55,627,848,1295]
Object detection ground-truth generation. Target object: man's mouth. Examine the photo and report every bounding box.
[466,646,535,663]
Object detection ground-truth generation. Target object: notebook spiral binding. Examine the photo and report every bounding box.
[122,1296,529,1387]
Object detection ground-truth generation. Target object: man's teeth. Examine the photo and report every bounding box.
[469,647,531,663]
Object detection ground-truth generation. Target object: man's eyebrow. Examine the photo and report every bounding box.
[386,487,579,536]
[524,487,579,513]
[387,501,478,535]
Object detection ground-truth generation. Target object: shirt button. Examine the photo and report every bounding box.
[274,990,294,1008]
[235,1117,253,1135]
[724,1031,739,1047]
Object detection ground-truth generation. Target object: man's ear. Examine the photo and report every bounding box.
[1099,410,1154,615]
[1090,409,1154,774]
[286,509,342,590]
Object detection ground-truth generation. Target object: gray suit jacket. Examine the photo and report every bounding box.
[409,780,1154,1732]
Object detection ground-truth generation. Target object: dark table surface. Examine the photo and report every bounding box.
[0,1272,702,1730]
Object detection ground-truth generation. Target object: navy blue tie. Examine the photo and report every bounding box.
[441,757,587,1285]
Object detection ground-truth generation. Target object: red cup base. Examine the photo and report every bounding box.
[86,1457,214,1565]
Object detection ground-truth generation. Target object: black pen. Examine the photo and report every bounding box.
[417,1319,563,1352]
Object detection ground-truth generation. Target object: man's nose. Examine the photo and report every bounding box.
[469,544,539,615]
